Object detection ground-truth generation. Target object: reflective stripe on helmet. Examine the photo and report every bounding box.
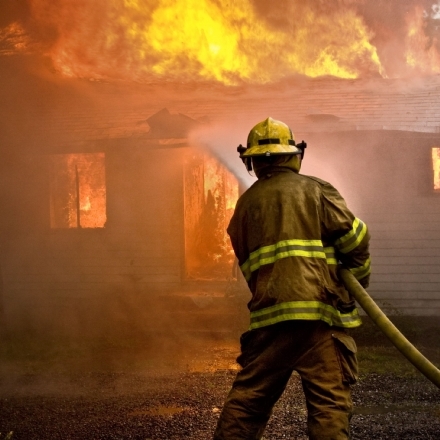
[334,217,368,254]
[257,138,296,146]
[249,300,362,330]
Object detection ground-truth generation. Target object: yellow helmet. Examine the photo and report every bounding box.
[241,117,302,157]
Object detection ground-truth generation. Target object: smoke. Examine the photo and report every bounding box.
[1,0,439,393]
[189,120,257,190]
[188,116,361,218]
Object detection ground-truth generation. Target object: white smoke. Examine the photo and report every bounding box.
[189,121,257,190]
[429,1,440,19]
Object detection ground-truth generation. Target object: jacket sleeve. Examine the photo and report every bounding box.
[321,182,371,288]
[226,199,247,266]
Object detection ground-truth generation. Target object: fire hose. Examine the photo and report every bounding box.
[339,268,440,389]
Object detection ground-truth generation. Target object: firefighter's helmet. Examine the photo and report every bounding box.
[241,117,302,157]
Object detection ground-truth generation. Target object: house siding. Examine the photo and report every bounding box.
[305,131,440,316]
[3,69,440,332]
[2,146,187,333]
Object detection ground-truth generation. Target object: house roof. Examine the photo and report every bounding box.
[2,56,440,152]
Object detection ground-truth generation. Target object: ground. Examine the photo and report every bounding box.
[0,317,439,439]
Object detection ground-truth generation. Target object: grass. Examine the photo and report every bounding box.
[1,316,439,377]
[352,315,440,379]
[357,346,420,377]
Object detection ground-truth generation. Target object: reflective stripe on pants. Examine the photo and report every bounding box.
[213,320,357,440]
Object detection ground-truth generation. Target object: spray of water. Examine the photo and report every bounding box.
[189,120,257,190]
[189,119,356,211]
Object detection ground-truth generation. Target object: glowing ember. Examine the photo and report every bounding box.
[49,153,107,228]
[28,0,383,84]
[184,151,238,280]
[433,147,440,191]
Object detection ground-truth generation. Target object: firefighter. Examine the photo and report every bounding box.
[213,118,370,440]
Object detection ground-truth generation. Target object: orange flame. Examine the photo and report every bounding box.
[184,151,238,280]
[0,22,32,56]
[50,153,107,228]
[29,0,383,84]
[433,147,440,191]
[405,4,440,75]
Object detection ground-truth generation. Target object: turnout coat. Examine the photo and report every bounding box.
[227,166,370,330]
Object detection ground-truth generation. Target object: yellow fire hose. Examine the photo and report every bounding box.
[339,268,440,389]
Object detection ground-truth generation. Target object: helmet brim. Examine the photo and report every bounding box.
[241,144,302,157]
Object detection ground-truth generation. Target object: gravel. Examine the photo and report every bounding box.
[0,342,439,439]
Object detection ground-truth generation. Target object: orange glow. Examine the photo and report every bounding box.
[184,151,238,280]
[49,153,107,228]
[29,0,383,84]
[433,148,440,191]
[0,22,32,56]
[405,5,440,74]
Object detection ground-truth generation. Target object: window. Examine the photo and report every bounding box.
[184,150,238,280]
[433,147,440,192]
[49,153,107,228]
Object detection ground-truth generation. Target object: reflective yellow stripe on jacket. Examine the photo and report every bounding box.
[241,242,369,283]
[240,239,326,282]
[334,217,368,254]
[249,300,362,330]
[349,257,371,281]
[241,218,368,329]
[324,246,338,265]
[325,245,371,281]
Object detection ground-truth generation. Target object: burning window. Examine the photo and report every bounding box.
[433,148,440,192]
[49,153,107,228]
[184,151,238,280]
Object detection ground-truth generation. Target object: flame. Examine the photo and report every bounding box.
[184,151,238,280]
[50,153,107,228]
[405,3,440,74]
[433,148,440,191]
[12,1,440,81]
[80,196,92,212]
[28,0,383,84]
[0,22,32,56]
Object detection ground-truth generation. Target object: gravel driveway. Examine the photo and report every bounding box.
[1,336,439,440]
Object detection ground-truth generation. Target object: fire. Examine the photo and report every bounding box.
[0,22,32,56]
[10,1,440,81]
[81,196,92,212]
[28,0,383,84]
[433,147,440,191]
[405,3,440,75]
[184,151,238,280]
[50,153,107,228]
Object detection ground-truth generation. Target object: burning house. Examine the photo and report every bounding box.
[1,0,440,338]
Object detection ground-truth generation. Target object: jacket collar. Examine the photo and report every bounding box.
[257,166,298,179]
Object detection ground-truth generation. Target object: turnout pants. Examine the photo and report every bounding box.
[213,320,358,440]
